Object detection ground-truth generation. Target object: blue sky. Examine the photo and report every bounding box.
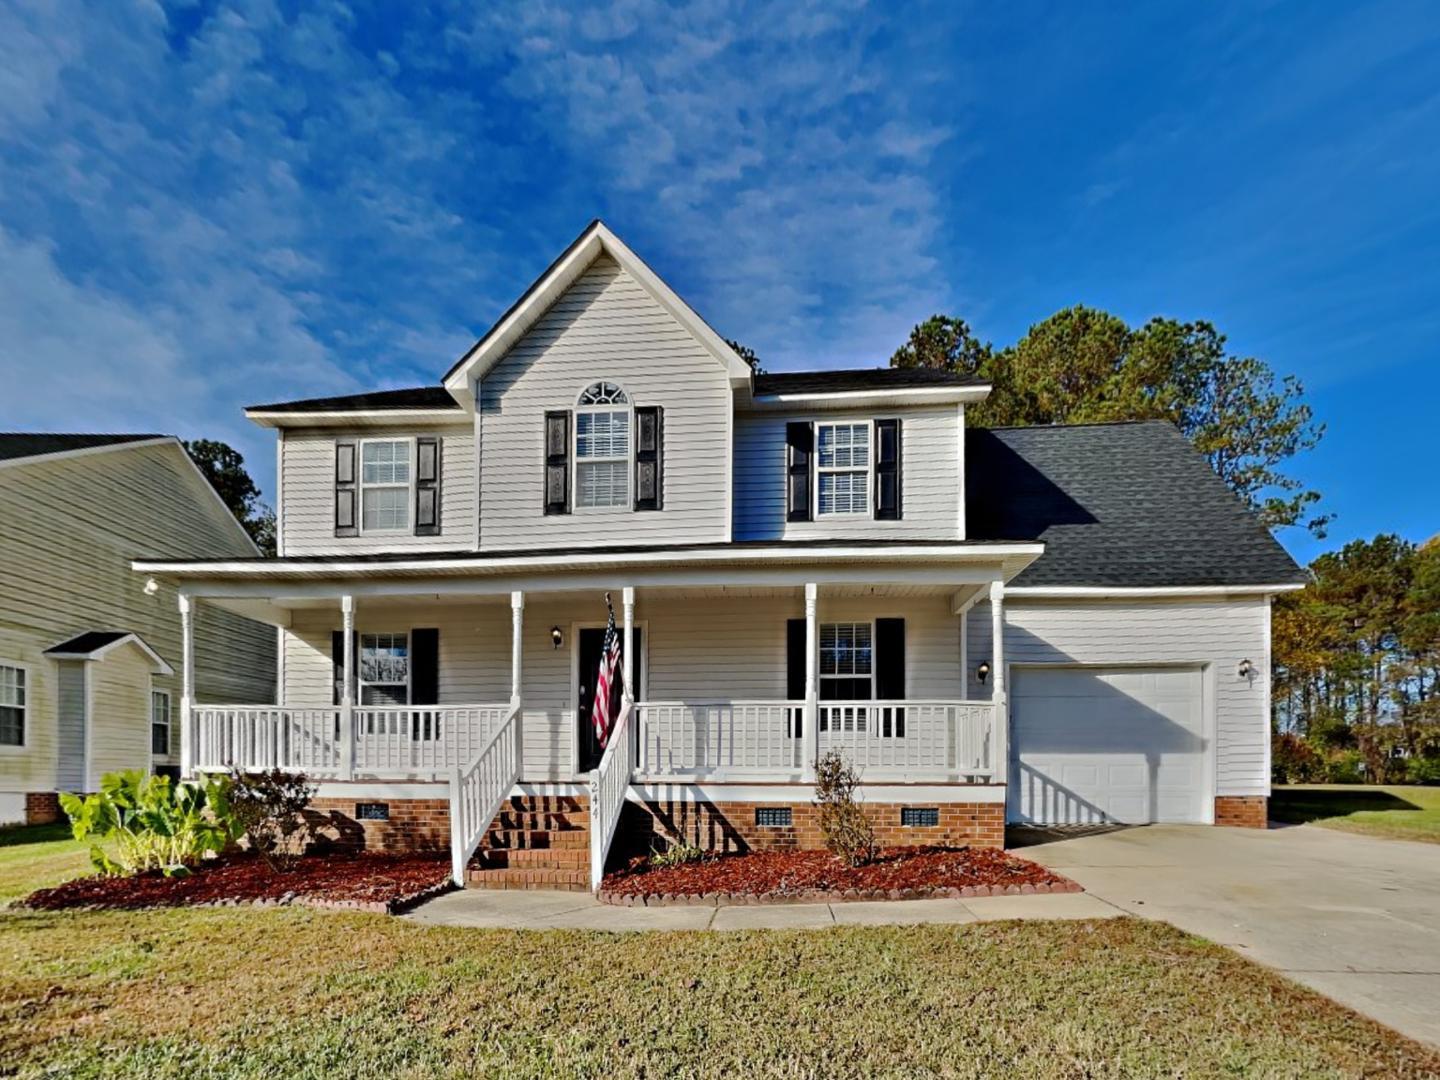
[1,0,1436,565]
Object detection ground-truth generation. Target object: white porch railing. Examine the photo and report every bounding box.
[636,699,996,783]
[637,701,804,778]
[589,700,635,890]
[192,704,510,779]
[449,704,522,885]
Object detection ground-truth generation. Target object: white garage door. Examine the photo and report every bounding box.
[1009,667,1208,825]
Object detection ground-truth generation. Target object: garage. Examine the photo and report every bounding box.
[1008,666,1209,825]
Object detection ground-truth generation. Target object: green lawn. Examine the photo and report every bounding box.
[1271,784,1440,843]
[0,822,90,905]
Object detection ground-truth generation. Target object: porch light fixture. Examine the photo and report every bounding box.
[976,661,991,684]
[143,577,160,596]
[1238,658,1253,679]
[551,626,564,650]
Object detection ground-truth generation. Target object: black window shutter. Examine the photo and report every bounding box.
[786,618,807,737]
[785,422,813,522]
[335,440,358,537]
[875,418,902,520]
[634,405,663,511]
[410,628,439,705]
[331,631,358,706]
[414,437,441,536]
[544,410,571,515]
[875,618,906,737]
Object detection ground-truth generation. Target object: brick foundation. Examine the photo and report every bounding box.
[1214,795,1268,829]
[617,799,1005,859]
[26,792,61,826]
[304,797,450,853]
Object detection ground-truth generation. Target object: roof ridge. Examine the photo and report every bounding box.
[978,418,1175,432]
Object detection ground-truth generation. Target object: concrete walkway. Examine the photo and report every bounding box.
[406,887,1120,931]
[1016,823,1440,1048]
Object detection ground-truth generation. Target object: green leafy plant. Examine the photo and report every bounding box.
[813,751,877,867]
[649,835,705,869]
[59,770,238,877]
[227,768,315,871]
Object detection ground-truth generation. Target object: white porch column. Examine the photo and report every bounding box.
[621,587,635,705]
[802,582,819,780]
[339,595,355,780]
[989,579,1007,780]
[179,594,195,777]
[509,591,524,707]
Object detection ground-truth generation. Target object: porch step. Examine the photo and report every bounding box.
[465,866,589,891]
[492,811,588,833]
[466,793,593,890]
[484,828,589,850]
[475,846,588,869]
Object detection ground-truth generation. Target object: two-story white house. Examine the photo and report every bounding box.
[136,221,1307,890]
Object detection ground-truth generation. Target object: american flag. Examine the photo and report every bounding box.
[591,593,622,749]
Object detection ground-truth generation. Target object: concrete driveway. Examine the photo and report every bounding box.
[1014,823,1440,1047]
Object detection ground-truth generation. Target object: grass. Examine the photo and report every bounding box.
[0,822,89,905]
[2,907,1437,1078]
[1271,784,1440,843]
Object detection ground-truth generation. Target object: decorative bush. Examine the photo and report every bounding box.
[813,751,876,867]
[1271,732,1324,784]
[60,770,238,877]
[649,835,705,869]
[1407,756,1440,785]
[226,768,315,871]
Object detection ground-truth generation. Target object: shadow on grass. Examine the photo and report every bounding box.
[0,822,72,848]
[1269,787,1422,824]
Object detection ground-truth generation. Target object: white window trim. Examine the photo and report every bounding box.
[0,661,28,752]
[817,620,876,701]
[150,687,172,762]
[573,382,634,513]
[358,437,416,535]
[358,631,412,706]
[814,419,874,519]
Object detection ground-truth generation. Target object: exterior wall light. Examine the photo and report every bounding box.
[551,626,564,650]
[977,661,991,684]
[1238,658,1253,679]
[143,577,160,596]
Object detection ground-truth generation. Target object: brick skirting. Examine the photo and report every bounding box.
[25,792,61,826]
[305,797,450,853]
[1214,795,1268,829]
[617,799,1005,859]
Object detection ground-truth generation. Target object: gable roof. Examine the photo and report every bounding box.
[966,420,1308,589]
[246,387,461,415]
[0,433,169,464]
[442,220,753,394]
[45,631,174,674]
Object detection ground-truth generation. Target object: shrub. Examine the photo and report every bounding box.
[60,770,237,877]
[1325,750,1367,784]
[1407,756,1440,785]
[813,751,876,867]
[649,835,705,869]
[227,768,315,871]
[1271,733,1324,784]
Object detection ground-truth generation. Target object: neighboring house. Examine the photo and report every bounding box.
[135,221,1307,890]
[0,434,276,825]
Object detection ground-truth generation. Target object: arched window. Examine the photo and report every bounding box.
[574,382,632,508]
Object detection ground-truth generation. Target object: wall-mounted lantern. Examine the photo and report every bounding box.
[977,661,991,684]
[551,626,564,650]
[1238,658,1254,679]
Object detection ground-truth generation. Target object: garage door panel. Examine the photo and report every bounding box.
[1010,667,1207,825]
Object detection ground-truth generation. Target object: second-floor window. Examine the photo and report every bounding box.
[817,422,870,516]
[576,382,631,509]
[361,439,411,532]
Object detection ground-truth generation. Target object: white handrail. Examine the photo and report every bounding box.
[589,700,635,891]
[448,703,523,886]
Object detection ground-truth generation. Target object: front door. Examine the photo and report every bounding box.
[576,626,642,773]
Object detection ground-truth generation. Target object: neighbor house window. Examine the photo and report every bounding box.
[151,690,171,756]
[816,423,870,515]
[359,633,409,705]
[360,439,412,532]
[818,622,873,700]
[0,665,23,746]
[575,382,631,509]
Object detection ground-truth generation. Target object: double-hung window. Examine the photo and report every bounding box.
[818,622,874,701]
[151,690,171,756]
[816,423,870,516]
[359,633,409,705]
[360,439,411,532]
[575,381,631,509]
[0,665,24,747]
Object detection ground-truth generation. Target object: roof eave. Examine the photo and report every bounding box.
[747,384,993,411]
[245,408,467,430]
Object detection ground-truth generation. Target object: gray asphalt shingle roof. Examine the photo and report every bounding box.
[0,433,168,463]
[966,420,1307,588]
[246,387,461,413]
[753,367,987,395]
[44,631,133,656]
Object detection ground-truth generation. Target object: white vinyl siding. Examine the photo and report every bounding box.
[88,646,153,786]
[734,405,962,540]
[967,597,1270,797]
[0,441,274,797]
[279,424,474,555]
[478,254,731,549]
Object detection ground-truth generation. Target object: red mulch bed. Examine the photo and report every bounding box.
[600,846,1080,906]
[19,853,453,914]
